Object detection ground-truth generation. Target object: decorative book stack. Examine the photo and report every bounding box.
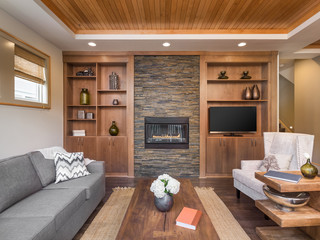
[176,207,202,230]
[72,130,85,136]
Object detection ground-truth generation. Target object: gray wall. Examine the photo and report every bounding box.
[134,55,200,177]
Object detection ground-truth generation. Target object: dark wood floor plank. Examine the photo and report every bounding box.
[74,177,276,240]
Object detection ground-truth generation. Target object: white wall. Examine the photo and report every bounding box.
[0,9,63,158]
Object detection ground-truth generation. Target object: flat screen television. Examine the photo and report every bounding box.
[209,106,257,134]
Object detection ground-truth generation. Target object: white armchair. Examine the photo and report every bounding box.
[232,132,315,200]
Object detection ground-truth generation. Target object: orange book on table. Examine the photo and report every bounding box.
[176,207,202,230]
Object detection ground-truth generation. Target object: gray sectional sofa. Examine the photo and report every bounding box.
[0,148,105,240]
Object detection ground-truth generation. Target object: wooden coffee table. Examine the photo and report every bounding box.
[116,179,219,239]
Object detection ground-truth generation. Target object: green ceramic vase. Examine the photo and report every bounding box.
[109,121,119,136]
[301,158,318,179]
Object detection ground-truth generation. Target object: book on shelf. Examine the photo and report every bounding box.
[72,130,86,136]
[264,170,302,183]
[176,207,202,230]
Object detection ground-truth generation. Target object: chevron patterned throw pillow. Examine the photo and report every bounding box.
[54,152,90,183]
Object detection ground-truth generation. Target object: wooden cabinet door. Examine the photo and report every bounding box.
[206,138,236,175]
[236,138,254,164]
[82,137,96,159]
[252,137,264,160]
[65,137,82,152]
[110,137,128,174]
[64,137,96,159]
[206,138,224,175]
[221,138,237,174]
[96,136,128,175]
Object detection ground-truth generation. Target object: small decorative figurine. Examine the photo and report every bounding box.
[240,71,252,79]
[112,99,119,105]
[218,71,228,79]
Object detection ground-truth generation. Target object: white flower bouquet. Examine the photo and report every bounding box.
[150,174,180,198]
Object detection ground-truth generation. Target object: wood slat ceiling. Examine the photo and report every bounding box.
[305,40,320,48]
[41,0,320,34]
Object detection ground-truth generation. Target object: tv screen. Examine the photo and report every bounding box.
[209,106,257,133]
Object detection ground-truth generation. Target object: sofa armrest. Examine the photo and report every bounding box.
[87,161,105,174]
[241,160,262,171]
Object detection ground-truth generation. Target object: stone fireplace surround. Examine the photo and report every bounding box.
[134,55,200,177]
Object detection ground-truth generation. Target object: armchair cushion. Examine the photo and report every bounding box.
[258,154,292,171]
[241,160,262,171]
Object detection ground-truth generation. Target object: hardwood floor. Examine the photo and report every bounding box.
[74,177,275,240]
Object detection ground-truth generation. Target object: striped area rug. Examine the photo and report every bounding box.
[80,187,249,240]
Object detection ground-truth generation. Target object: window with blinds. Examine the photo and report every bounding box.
[0,29,50,108]
[14,46,47,103]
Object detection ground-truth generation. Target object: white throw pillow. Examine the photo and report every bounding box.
[54,152,90,183]
[259,154,293,172]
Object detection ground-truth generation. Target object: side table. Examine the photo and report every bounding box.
[254,171,320,239]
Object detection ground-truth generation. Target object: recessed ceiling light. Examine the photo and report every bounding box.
[88,42,96,47]
[238,42,247,47]
[163,42,171,47]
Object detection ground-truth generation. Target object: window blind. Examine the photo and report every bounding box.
[14,45,46,85]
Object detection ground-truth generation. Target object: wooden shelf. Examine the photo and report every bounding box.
[67,105,96,107]
[67,135,96,138]
[67,119,96,121]
[207,99,268,102]
[97,105,126,107]
[207,79,268,82]
[255,171,320,192]
[256,226,312,240]
[256,200,320,227]
[97,89,127,93]
[67,75,96,78]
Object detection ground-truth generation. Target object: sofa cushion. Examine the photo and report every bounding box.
[0,188,86,231]
[29,151,56,187]
[54,152,90,183]
[0,217,55,240]
[232,169,265,196]
[45,173,104,200]
[0,154,42,213]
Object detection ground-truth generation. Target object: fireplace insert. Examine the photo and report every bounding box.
[145,117,189,149]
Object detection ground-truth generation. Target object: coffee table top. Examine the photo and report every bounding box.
[116,179,219,240]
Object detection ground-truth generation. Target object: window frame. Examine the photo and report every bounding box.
[0,29,51,109]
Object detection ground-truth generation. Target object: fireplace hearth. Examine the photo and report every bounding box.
[145,117,189,149]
